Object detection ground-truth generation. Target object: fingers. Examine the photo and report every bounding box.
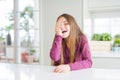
[54,66,64,73]
[55,20,62,29]
[55,21,62,36]
[54,67,65,73]
[54,65,70,73]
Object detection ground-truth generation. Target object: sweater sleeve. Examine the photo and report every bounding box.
[50,35,62,61]
[69,36,92,70]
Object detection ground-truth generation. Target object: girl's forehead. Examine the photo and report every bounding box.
[58,17,67,22]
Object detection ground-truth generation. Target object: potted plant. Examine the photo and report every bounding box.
[21,51,28,63]
[26,48,36,63]
[90,33,112,51]
[112,34,120,52]
[6,11,14,46]
[5,24,13,46]
[0,11,13,46]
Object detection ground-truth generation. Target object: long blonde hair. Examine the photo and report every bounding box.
[52,13,83,65]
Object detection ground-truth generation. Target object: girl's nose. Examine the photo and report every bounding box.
[61,26,64,31]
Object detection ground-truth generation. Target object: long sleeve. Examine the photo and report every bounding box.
[69,36,92,70]
[50,35,62,61]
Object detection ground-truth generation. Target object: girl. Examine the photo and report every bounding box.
[50,13,92,73]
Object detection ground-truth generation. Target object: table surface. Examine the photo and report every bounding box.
[0,63,120,80]
[92,51,120,58]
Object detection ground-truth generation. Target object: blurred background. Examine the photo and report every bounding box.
[0,0,120,69]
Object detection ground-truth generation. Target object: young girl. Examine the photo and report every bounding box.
[50,13,92,73]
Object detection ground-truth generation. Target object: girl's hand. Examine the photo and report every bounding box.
[55,21,63,36]
[54,64,70,73]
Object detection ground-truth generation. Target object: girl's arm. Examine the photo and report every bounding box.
[69,36,92,70]
[50,35,62,61]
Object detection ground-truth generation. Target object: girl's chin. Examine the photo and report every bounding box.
[62,34,69,38]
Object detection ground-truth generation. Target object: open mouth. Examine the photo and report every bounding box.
[62,30,67,33]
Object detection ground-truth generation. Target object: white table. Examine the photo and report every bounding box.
[0,63,120,80]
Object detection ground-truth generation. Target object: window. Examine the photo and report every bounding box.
[92,11,120,37]
[0,0,41,64]
[84,11,120,40]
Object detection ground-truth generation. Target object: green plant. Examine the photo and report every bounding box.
[29,48,36,55]
[92,33,112,41]
[5,24,13,33]
[113,34,120,47]
[4,10,14,33]
[20,6,33,31]
[101,33,112,41]
[92,34,101,41]
[114,38,120,44]
[20,6,34,47]
[2,11,14,45]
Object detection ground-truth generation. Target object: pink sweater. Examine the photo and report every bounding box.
[50,35,92,71]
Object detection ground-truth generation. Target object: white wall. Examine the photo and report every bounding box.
[42,0,83,65]
[88,0,120,11]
